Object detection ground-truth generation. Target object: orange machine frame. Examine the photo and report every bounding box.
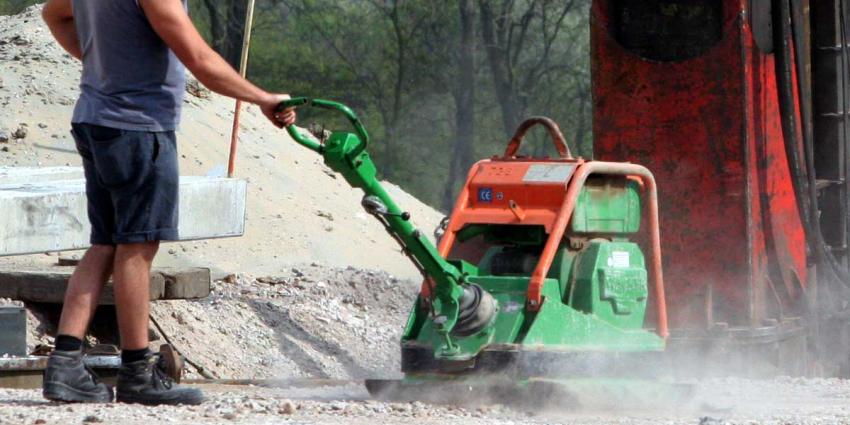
[425,119,669,338]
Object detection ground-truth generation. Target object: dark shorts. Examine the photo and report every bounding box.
[71,123,179,245]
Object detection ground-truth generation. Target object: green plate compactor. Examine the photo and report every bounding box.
[279,98,677,408]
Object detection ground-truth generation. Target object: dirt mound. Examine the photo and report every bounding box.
[0,5,443,281]
[150,265,418,380]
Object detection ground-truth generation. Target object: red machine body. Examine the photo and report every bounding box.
[591,1,809,330]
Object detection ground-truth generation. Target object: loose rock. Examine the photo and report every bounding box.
[186,78,210,99]
[12,125,27,140]
[279,399,296,414]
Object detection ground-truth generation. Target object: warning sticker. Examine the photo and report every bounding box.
[609,251,630,269]
[522,164,576,183]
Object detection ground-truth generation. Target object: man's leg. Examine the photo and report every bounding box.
[43,125,116,404]
[43,245,116,403]
[112,242,158,351]
[56,244,115,340]
[113,239,203,406]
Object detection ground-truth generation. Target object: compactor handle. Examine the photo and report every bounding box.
[503,117,572,159]
[277,97,371,158]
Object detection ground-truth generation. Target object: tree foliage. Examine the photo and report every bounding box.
[0,0,36,15]
[243,0,592,208]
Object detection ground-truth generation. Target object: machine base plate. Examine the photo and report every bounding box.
[366,377,695,410]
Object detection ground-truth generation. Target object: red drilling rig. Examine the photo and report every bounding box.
[591,0,850,375]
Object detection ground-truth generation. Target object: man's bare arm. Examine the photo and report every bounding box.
[42,0,81,60]
[138,0,294,127]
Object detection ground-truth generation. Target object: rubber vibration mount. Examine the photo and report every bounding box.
[452,284,497,337]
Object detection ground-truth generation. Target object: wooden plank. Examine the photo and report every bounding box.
[0,268,209,304]
[160,267,211,299]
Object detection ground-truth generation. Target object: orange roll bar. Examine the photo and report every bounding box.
[525,161,668,338]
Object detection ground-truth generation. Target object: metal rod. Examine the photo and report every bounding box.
[227,0,258,178]
[840,0,850,271]
[149,313,217,380]
[504,117,572,159]
[183,378,355,388]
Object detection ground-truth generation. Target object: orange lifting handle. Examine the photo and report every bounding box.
[504,117,573,159]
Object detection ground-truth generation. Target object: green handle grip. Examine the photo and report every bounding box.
[277,97,370,158]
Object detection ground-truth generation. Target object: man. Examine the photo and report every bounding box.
[41,0,296,405]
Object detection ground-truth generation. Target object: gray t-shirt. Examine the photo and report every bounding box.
[71,0,187,132]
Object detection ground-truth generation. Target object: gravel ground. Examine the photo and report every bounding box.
[0,384,533,425]
[2,377,850,424]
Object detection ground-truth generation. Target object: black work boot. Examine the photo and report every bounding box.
[43,349,114,403]
[116,353,204,405]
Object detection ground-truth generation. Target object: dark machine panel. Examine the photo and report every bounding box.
[612,0,723,61]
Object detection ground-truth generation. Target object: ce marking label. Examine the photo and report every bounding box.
[478,188,504,203]
[478,188,493,203]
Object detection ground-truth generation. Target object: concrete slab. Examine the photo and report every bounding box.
[0,268,210,304]
[0,166,84,185]
[0,170,247,256]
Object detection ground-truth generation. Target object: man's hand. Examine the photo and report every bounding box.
[139,0,296,128]
[259,94,297,129]
[42,0,81,60]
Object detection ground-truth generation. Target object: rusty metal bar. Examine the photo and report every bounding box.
[227,103,243,178]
